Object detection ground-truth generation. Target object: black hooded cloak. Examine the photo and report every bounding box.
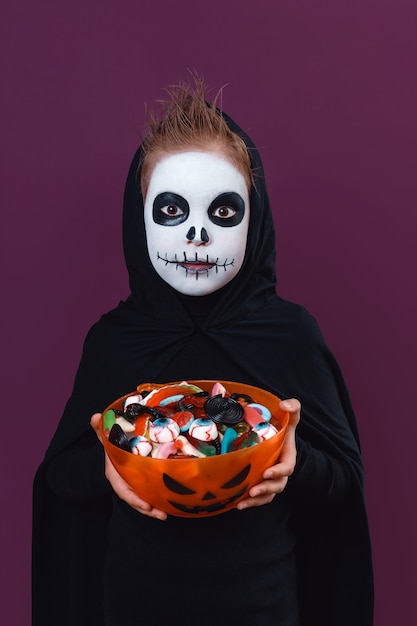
[32,112,373,626]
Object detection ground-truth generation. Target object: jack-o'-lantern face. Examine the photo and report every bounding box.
[163,464,251,515]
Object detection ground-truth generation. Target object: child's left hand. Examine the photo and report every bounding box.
[236,398,300,510]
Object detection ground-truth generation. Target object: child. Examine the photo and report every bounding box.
[33,79,373,625]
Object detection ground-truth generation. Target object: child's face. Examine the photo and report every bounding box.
[143,151,250,296]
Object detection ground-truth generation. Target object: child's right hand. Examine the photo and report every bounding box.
[90,413,167,521]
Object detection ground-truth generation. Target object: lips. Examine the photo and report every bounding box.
[179,261,215,273]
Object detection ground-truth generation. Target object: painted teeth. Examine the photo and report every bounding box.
[156,252,235,273]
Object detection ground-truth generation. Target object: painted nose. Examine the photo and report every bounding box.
[186,226,210,244]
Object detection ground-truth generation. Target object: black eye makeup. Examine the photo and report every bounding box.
[208,192,245,227]
[153,192,190,226]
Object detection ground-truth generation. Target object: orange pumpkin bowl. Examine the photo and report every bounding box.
[100,380,289,518]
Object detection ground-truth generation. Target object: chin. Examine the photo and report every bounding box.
[155,268,238,296]
[175,282,220,297]
[170,273,237,296]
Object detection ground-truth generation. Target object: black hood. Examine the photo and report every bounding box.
[122,111,277,329]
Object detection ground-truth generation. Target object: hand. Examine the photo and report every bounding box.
[236,398,300,511]
[90,413,167,521]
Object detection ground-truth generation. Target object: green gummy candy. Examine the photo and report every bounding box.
[103,409,116,430]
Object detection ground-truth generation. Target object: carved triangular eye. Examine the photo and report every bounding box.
[221,464,251,489]
[163,473,196,495]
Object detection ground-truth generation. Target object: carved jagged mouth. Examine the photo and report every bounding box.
[167,486,247,514]
[156,252,235,278]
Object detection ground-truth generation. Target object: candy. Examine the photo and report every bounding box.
[124,403,145,423]
[130,436,153,457]
[105,381,280,460]
[189,417,218,441]
[204,395,244,425]
[171,410,194,432]
[220,427,238,454]
[160,394,185,406]
[115,416,135,433]
[133,415,149,437]
[252,422,278,441]
[140,383,203,408]
[149,418,180,443]
[243,405,264,428]
[108,423,131,452]
[185,435,217,457]
[211,381,227,397]
[247,403,271,422]
[231,392,254,406]
[154,441,178,459]
[229,430,261,452]
[175,435,205,458]
[103,409,116,431]
[124,394,142,408]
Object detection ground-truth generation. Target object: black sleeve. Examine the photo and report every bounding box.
[45,429,111,502]
[287,434,352,505]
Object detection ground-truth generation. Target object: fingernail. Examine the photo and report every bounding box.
[282,401,291,409]
[237,502,247,510]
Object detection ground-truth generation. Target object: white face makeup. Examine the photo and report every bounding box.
[144,151,250,296]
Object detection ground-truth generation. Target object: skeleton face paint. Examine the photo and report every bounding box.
[144,152,250,296]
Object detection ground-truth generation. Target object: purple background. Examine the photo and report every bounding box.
[2,0,416,623]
